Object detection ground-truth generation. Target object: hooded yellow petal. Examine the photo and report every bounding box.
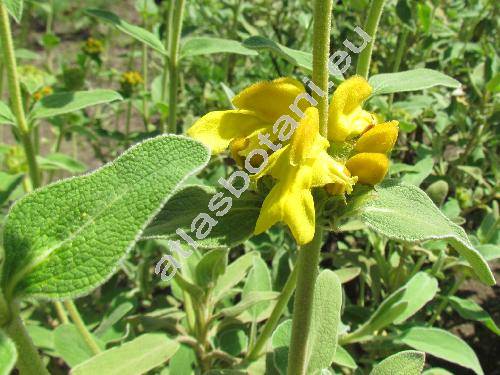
[187,110,269,154]
[346,152,389,185]
[355,121,399,153]
[232,77,306,123]
[328,76,374,142]
[311,152,356,193]
[254,168,315,245]
[289,107,323,165]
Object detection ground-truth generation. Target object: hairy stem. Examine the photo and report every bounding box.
[311,0,333,137]
[4,302,50,375]
[246,265,298,361]
[355,0,386,79]
[64,300,101,355]
[287,227,324,375]
[0,4,41,187]
[167,0,185,134]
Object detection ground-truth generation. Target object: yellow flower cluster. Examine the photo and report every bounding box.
[120,71,143,97]
[188,76,399,244]
[33,86,53,102]
[82,37,104,57]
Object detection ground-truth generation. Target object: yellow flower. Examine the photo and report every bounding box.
[345,121,399,186]
[328,76,375,142]
[253,107,356,245]
[120,71,143,98]
[82,37,104,56]
[33,86,53,102]
[187,77,306,154]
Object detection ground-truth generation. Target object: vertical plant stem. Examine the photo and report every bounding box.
[0,4,41,187]
[0,56,4,143]
[63,300,101,355]
[125,99,132,147]
[4,302,50,375]
[246,265,298,361]
[142,42,149,128]
[54,301,69,324]
[167,0,185,134]
[159,2,173,133]
[311,0,333,137]
[355,0,387,79]
[388,28,409,110]
[287,227,324,375]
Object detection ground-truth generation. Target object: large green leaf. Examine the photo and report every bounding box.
[71,334,179,375]
[360,181,494,285]
[29,90,122,120]
[1,135,209,300]
[4,0,23,23]
[143,185,261,248]
[181,37,257,58]
[370,351,425,375]
[400,327,483,375]
[85,9,166,55]
[0,330,16,375]
[369,69,460,96]
[307,270,342,374]
[0,101,15,126]
[448,296,500,335]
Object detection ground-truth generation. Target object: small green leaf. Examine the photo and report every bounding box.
[271,319,292,375]
[369,69,460,96]
[212,252,258,302]
[243,36,313,72]
[85,9,166,55]
[3,0,23,23]
[29,90,122,120]
[0,101,15,126]
[0,329,17,375]
[143,185,261,249]
[333,267,361,283]
[0,172,23,206]
[242,256,272,320]
[71,334,179,375]
[360,181,495,285]
[54,324,104,367]
[181,37,257,58]
[307,270,342,374]
[448,296,500,335]
[400,327,483,375]
[94,302,134,338]
[169,344,196,375]
[195,248,228,288]
[218,291,278,319]
[370,350,425,375]
[333,346,357,369]
[2,135,209,300]
[38,153,87,174]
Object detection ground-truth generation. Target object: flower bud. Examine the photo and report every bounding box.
[355,121,399,153]
[346,152,389,185]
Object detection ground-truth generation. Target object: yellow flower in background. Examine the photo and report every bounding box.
[253,107,356,245]
[120,71,143,98]
[328,76,375,142]
[187,77,306,155]
[33,86,53,102]
[82,37,104,57]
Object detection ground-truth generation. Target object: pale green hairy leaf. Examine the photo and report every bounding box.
[448,296,500,335]
[360,181,494,285]
[85,9,167,55]
[307,270,342,374]
[369,69,460,96]
[54,324,104,367]
[29,90,122,120]
[143,185,261,248]
[70,334,179,375]
[195,248,228,288]
[400,327,483,375]
[2,135,209,300]
[3,0,23,23]
[242,256,272,320]
[0,101,15,126]
[271,319,292,374]
[333,346,357,369]
[0,329,17,375]
[370,350,425,375]
[181,37,258,58]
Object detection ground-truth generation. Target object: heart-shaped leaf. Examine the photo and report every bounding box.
[2,135,209,300]
[360,180,494,285]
